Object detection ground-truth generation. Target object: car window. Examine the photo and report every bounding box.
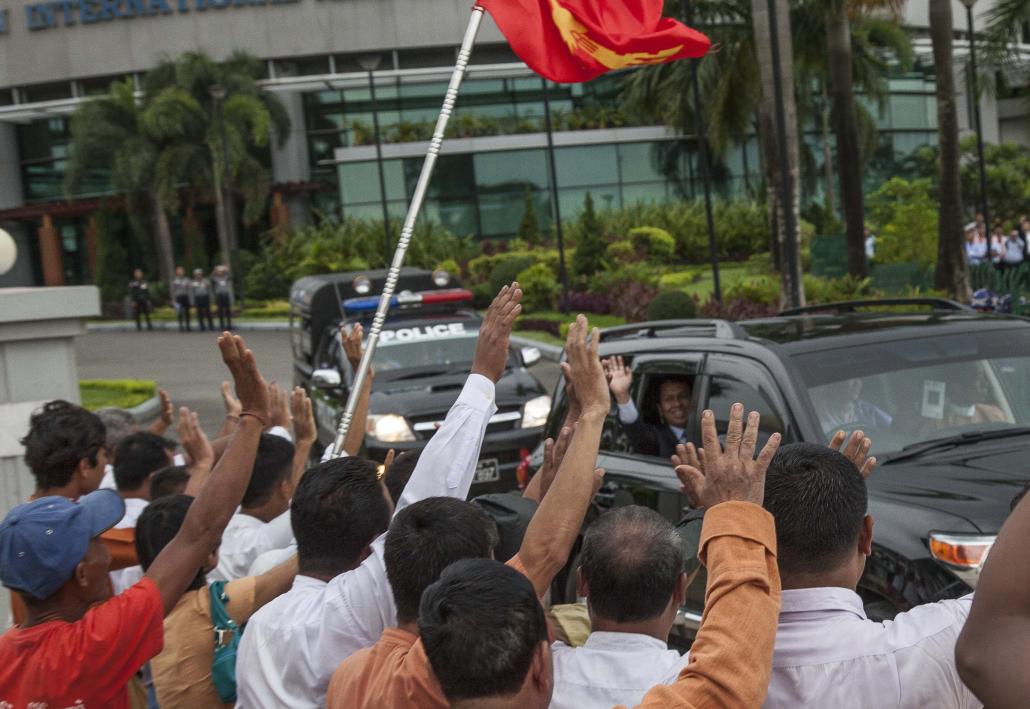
[795,328,1030,455]
[703,355,791,442]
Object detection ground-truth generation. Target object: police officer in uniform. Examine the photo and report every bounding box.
[128,269,153,332]
[212,265,234,331]
[171,266,192,332]
[191,268,215,332]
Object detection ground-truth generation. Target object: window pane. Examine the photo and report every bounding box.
[621,182,667,206]
[706,377,785,437]
[618,142,666,183]
[555,145,618,188]
[889,95,931,130]
[558,186,620,218]
[424,199,477,236]
[479,190,549,237]
[339,162,383,204]
[474,149,549,193]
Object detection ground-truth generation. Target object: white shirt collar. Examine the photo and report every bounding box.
[583,631,669,651]
[779,587,867,620]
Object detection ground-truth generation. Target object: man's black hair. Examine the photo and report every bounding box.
[419,559,547,702]
[290,456,390,578]
[579,505,684,623]
[241,434,295,508]
[385,450,420,505]
[21,400,106,490]
[113,432,175,492]
[135,494,205,591]
[150,465,190,500]
[763,442,867,575]
[385,497,498,624]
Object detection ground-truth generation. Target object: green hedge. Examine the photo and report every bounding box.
[79,379,157,412]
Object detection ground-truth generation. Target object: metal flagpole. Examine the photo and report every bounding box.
[331,6,486,455]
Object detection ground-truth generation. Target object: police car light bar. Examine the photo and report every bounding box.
[343,288,473,314]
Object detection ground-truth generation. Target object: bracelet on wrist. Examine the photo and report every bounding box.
[239,411,268,427]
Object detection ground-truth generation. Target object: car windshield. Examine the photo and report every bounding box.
[793,327,1030,455]
[372,323,479,374]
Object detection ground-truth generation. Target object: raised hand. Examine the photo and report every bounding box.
[218,333,270,424]
[291,386,317,447]
[672,441,706,476]
[268,381,291,429]
[674,404,780,508]
[534,424,575,501]
[471,283,523,383]
[829,430,876,479]
[603,355,633,405]
[564,314,608,419]
[220,381,242,418]
[341,323,365,371]
[148,388,175,435]
[177,406,213,470]
[560,361,583,425]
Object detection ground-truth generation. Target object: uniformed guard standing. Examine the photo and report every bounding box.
[212,265,234,331]
[191,268,215,332]
[171,266,192,332]
[128,269,153,332]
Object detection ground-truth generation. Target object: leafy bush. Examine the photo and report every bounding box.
[516,263,558,313]
[803,274,873,303]
[516,188,545,247]
[699,297,778,321]
[79,379,157,412]
[607,240,636,263]
[629,227,676,263]
[516,318,562,337]
[561,290,613,314]
[571,193,608,281]
[646,290,698,320]
[94,209,131,310]
[486,255,536,296]
[867,178,938,267]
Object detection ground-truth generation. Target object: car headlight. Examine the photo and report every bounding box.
[521,395,552,429]
[928,531,995,587]
[367,414,415,442]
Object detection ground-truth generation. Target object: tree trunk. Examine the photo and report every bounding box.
[757,109,783,272]
[929,0,971,300]
[150,193,175,287]
[212,172,232,266]
[826,3,868,278]
[819,80,835,218]
[750,0,805,306]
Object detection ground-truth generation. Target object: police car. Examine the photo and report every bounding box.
[290,268,551,494]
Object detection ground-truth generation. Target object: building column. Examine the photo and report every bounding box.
[37,214,65,286]
[270,91,311,229]
[85,215,98,280]
[270,192,290,235]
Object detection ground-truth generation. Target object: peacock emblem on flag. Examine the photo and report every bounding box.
[546,0,684,70]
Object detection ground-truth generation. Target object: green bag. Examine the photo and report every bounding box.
[209,580,241,703]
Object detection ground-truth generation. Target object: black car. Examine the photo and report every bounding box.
[290,268,551,495]
[540,299,1030,635]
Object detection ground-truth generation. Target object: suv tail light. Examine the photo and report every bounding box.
[929,532,995,586]
[515,448,532,490]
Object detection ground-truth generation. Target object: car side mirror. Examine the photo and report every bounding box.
[311,368,342,389]
[521,346,542,367]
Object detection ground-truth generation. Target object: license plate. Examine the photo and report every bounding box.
[474,458,500,483]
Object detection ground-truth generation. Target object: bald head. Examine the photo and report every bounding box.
[579,505,684,623]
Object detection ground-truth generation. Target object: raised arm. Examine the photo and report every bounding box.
[394,283,521,511]
[147,388,174,436]
[341,324,372,457]
[145,333,270,615]
[290,386,317,482]
[518,315,608,597]
[632,405,781,709]
[955,481,1030,706]
[178,408,214,497]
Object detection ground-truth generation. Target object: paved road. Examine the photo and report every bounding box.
[76,330,561,437]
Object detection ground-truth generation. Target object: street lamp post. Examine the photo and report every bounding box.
[358,55,392,262]
[540,78,571,313]
[683,0,721,303]
[962,0,990,233]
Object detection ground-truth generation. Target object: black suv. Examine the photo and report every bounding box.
[541,299,1030,631]
[290,268,550,494]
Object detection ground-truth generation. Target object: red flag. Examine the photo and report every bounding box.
[477,0,711,84]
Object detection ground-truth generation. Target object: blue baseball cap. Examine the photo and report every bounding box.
[0,490,125,600]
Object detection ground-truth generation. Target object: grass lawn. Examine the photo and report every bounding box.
[514,329,566,347]
[659,261,760,300]
[80,379,156,411]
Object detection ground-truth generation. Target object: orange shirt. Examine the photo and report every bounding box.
[327,555,530,709]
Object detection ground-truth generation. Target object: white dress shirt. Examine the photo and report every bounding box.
[247,543,296,577]
[234,373,496,709]
[616,401,685,443]
[208,509,294,582]
[109,497,149,594]
[550,631,690,709]
[764,587,980,709]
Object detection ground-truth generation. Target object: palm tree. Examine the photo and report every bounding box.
[64,79,176,285]
[929,0,970,299]
[143,51,290,264]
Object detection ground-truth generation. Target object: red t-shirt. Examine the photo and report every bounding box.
[0,576,164,709]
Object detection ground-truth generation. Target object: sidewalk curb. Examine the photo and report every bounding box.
[87,321,291,333]
[511,335,562,362]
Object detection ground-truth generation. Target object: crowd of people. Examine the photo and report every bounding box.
[130,265,235,333]
[964,214,1030,267]
[3,281,1030,708]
